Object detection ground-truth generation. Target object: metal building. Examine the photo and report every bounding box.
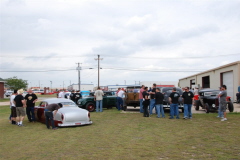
[178,61,240,101]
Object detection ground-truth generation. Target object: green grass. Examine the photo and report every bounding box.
[0,106,240,160]
[0,98,10,102]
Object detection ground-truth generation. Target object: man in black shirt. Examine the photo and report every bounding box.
[142,87,150,117]
[155,88,165,118]
[149,83,157,115]
[182,87,194,119]
[75,90,82,104]
[14,89,26,126]
[25,89,38,122]
[169,87,180,119]
[44,103,63,130]
[70,90,76,102]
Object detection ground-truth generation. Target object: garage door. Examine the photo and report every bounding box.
[223,71,234,101]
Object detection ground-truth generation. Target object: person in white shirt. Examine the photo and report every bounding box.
[94,87,104,112]
[117,88,125,111]
[58,90,65,98]
[10,90,18,125]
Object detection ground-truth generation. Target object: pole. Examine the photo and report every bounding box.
[94,55,103,88]
[98,55,100,87]
[76,63,81,91]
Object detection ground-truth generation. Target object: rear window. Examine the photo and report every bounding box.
[61,102,77,107]
[203,91,219,96]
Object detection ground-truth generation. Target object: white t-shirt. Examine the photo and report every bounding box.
[117,90,125,98]
[10,94,16,107]
[94,90,104,100]
[58,91,65,98]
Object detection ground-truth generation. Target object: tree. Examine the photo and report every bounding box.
[6,76,28,90]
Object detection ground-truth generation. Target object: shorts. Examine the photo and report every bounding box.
[219,102,227,112]
[16,107,26,117]
[11,107,17,117]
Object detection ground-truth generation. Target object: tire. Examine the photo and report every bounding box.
[228,102,234,112]
[195,100,200,111]
[123,106,127,111]
[86,103,95,112]
[205,103,210,113]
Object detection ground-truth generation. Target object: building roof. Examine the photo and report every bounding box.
[179,61,240,80]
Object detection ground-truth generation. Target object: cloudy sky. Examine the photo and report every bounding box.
[1,0,240,89]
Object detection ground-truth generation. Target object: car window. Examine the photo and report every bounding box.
[39,102,48,107]
[203,91,219,96]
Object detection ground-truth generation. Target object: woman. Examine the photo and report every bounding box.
[142,87,150,117]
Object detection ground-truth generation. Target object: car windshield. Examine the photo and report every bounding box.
[61,102,77,107]
[203,91,219,96]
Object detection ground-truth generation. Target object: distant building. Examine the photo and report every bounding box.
[178,61,240,101]
[68,83,94,91]
[140,81,178,88]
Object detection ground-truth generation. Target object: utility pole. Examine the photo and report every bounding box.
[94,55,103,87]
[50,81,52,92]
[76,63,82,90]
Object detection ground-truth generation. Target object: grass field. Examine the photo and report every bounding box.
[0,105,240,160]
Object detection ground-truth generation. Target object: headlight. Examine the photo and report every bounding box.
[212,104,216,108]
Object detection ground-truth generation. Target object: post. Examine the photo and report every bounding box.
[94,55,103,88]
[50,81,52,92]
[76,63,81,90]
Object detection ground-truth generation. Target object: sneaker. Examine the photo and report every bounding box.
[221,118,227,121]
[18,124,24,127]
[183,117,188,119]
[52,127,58,130]
[169,117,174,119]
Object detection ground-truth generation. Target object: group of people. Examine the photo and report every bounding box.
[10,89,38,126]
[139,83,229,121]
[68,90,82,103]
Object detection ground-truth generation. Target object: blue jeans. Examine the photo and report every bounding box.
[149,99,156,115]
[184,104,192,118]
[96,100,103,112]
[218,106,223,117]
[26,107,36,122]
[155,104,165,118]
[45,111,56,129]
[170,103,179,118]
[139,99,143,113]
[117,97,123,110]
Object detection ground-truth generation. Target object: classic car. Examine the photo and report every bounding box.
[5,90,13,97]
[34,98,92,127]
[77,91,117,112]
[161,87,184,112]
[123,86,141,111]
[194,89,234,113]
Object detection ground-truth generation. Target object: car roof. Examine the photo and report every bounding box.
[41,98,74,104]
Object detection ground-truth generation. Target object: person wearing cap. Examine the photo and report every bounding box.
[142,87,150,117]
[10,89,18,125]
[149,83,157,115]
[169,87,180,119]
[44,103,63,130]
[70,90,76,102]
[14,89,26,126]
[182,86,194,119]
[218,85,228,121]
[25,89,38,122]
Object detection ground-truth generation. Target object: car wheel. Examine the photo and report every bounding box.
[195,100,200,111]
[86,103,95,112]
[205,103,210,113]
[227,102,234,112]
[123,106,127,111]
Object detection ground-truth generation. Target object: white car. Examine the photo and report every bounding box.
[5,90,13,97]
[34,98,93,127]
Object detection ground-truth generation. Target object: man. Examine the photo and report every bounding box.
[58,90,65,98]
[169,87,180,119]
[218,85,228,121]
[10,90,18,125]
[75,90,82,104]
[45,103,63,130]
[142,87,150,117]
[155,88,165,118]
[25,89,38,122]
[117,88,125,111]
[182,87,194,119]
[70,90,76,102]
[217,87,223,118]
[149,83,157,115]
[94,87,104,112]
[236,92,240,103]
[139,85,145,113]
[14,89,26,126]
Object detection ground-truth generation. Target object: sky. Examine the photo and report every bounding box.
[0,0,240,89]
